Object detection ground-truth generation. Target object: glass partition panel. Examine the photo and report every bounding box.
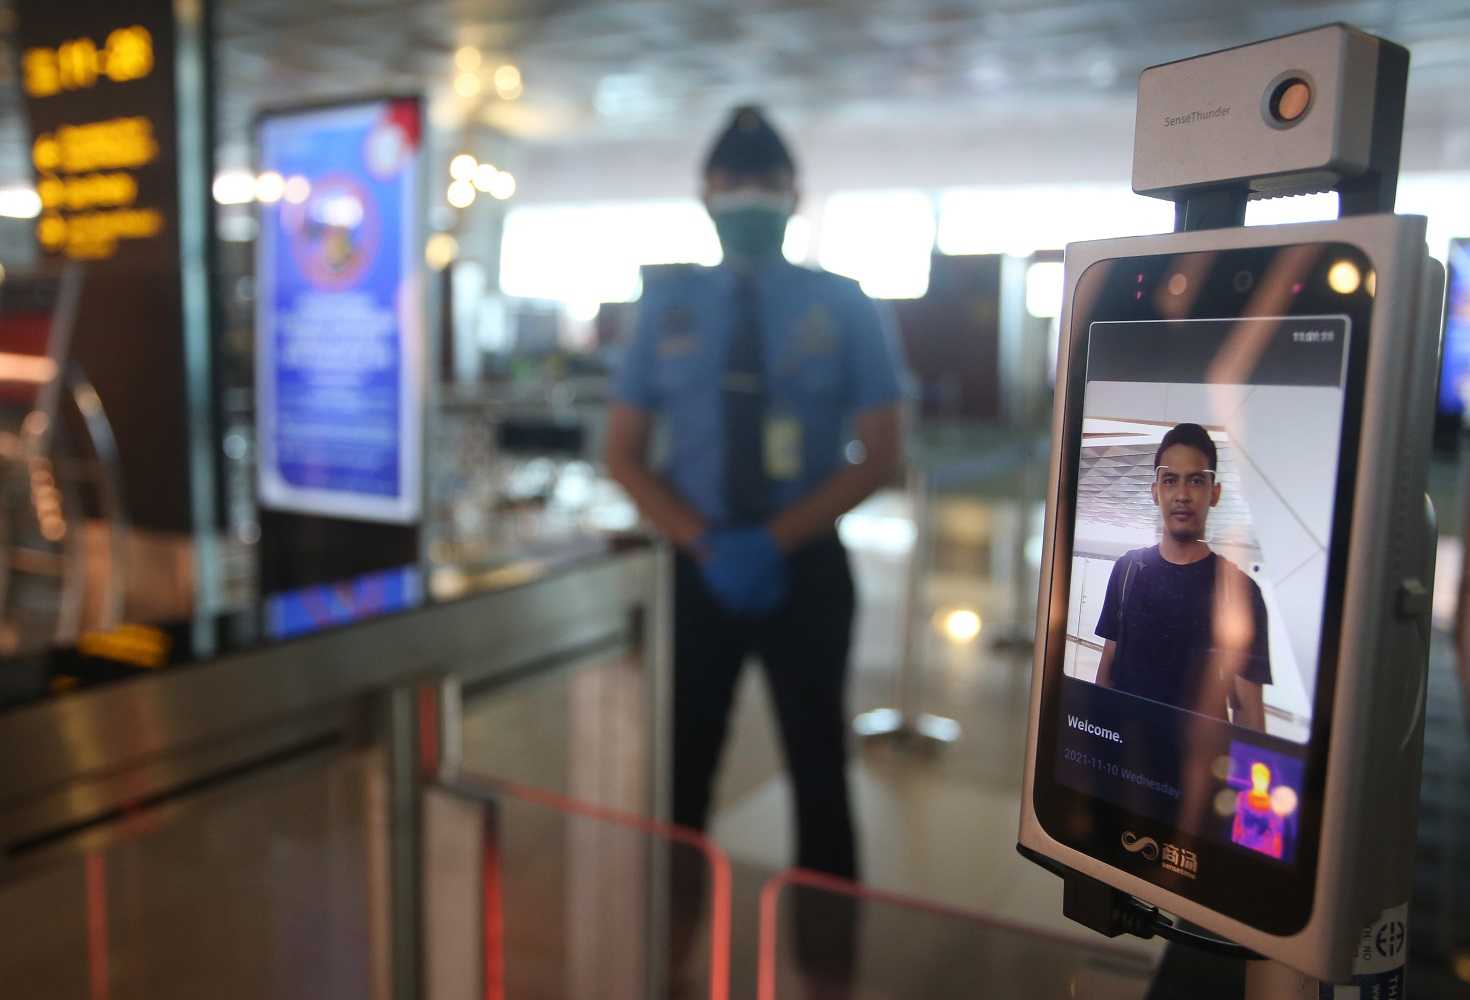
[0,750,390,1000]
[427,777,731,1000]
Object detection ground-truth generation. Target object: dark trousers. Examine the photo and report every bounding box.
[672,533,859,879]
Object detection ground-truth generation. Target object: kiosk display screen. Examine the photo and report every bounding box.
[1033,242,1375,933]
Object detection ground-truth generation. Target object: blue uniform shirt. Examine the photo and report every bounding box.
[613,259,906,526]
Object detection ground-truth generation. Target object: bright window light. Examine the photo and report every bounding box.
[1244,191,1338,227]
[782,214,813,264]
[212,169,256,205]
[490,172,1470,314]
[1025,261,1064,319]
[817,190,935,299]
[0,186,41,219]
[1397,172,1470,263]
[499,200,720,306]
[566,299,601,323]
[938,185,1174,256]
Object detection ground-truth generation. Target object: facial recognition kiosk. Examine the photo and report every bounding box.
[1018,24,1446,996]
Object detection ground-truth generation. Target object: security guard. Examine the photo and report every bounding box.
[602,105,899,876]
[606,105,905,880]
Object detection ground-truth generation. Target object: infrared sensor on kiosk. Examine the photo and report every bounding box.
[1133,24,1406,215]
[1018,23,1446,995]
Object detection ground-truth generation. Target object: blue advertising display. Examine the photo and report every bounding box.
[1439,239,1470,424]
[264,565,423,640]
[256,98,423,522]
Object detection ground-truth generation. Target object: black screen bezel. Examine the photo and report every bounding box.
[1031,242,1374,934]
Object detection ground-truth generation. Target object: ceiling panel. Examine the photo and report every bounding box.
[0,0,1465,179]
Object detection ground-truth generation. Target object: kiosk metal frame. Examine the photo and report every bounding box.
[1018,23,1445,991]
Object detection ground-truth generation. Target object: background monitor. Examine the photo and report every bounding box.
[1435,237,1470,448]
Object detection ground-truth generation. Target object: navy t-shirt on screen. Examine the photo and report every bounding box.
[1094,545,1272,720]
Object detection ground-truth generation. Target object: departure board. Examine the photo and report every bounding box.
[16,0,179,268]
[13,0,214,536]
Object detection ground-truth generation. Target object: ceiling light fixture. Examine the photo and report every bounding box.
[454,73,481,98]
[211,170,256,205]
[425,232,459,270]
[454,47,481,72]
[937,607,983,644]
[447,179,476,209]
[473,162,499,193]
[449,153,478,182]
[493,64,523,100]
[489,171,516,200]
[283,175,311,204]
[254,171,285,204]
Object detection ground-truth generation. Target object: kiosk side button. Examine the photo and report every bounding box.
[1395,579,1430,620]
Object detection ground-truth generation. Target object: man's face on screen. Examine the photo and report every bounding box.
[1152,443,1222,542]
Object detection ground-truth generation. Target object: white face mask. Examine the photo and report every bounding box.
[707,188,796,261]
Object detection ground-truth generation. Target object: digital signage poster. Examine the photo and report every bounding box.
[256,98,423,523]
[264,565,422,640]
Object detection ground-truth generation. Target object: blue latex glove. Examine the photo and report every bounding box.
[699,527,789,617]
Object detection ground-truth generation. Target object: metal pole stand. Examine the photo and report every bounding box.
[382,672,464,1000]
[853,461,960,748]
[986,433,1050,652]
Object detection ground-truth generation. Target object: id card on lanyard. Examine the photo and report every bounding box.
[764,414,802,481]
